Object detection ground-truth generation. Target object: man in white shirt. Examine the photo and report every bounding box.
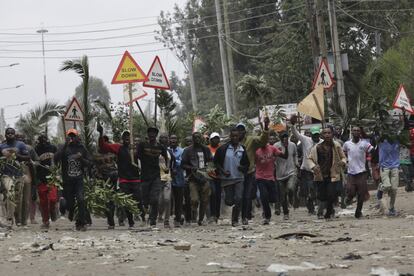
[343,126,373,218]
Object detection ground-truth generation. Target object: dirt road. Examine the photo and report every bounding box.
[0,188,413,276]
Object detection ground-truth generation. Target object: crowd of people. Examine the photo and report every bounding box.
[0,114,412,231]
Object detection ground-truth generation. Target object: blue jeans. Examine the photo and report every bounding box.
[223,181,244,223]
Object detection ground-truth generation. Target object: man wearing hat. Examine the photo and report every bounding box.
[137,126,168,227]
[236,117,270,225]
[54,128,91,231]
[208,132,221,223]
[290,116,322,215]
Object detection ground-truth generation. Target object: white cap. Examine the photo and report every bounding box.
[209,132,220,140]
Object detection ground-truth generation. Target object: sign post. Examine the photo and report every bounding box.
[111,50,148,162]
[312,58,335,90]
[143,56,171,128]
[392,84,414,114]
[64,97,84,129]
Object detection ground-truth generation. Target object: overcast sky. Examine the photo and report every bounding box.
[0,0,187,129]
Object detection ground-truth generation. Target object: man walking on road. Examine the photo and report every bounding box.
[137,127,168,227]
[290,116,321,215]
[274,131,298,220]
[182,132,212,226]
[236,117,270,225]
[343,126,373,218]
[208,132,221,223]
[214,128,249,227]
[308,127,346,219]
[35,135,58,229]
[54,129,91,231]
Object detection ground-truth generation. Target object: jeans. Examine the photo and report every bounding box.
[38,183,58,225]
[242,173,256,220]
[183,184,192,222]
[300,170,316,213]
[278,175,296,215]
[257,179,277,219]
[401,164,413,191]
[223,181,244,223]
[141,178,163,225]
[158,181,172,223]
[63,178,86,227]
[172,186,184,223]
[189,180,211,223]
[209,179,222,219]
[119,181,142,227]
[316,178,337,218]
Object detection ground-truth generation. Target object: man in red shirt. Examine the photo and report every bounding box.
[255,141,288,225]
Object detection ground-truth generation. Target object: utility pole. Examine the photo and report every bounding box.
[214,0,232,117]
[374,31,381,56]
[183,23,198,112]
[37,28,49,135]
[315,0,328,59]
[306,0,320,71]
[223,0,237,113]
[328,0,347,118]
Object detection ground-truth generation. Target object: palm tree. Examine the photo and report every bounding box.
[236,74,274,112]
[15,101,65,143]
[60,56,92,151]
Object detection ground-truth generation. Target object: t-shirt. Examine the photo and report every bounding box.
[35,143,57,183]
[255,145,282,181]
[275,141,298,180]
[181,145,212,176]
[55,143,90,180]
[208,144,220,157]
[343,140,372,175]
[0,140,28,177]
[379,140,400,169]
[223,144,245,180]
[317,143,333,178]
[399,145,411,165]
[137,142,167,181]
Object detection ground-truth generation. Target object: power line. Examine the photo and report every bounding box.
[0,41,162,53]
[0,48,170,59]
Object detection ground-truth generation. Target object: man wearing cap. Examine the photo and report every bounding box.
[137,127,168,227]
[54,128,91,231]
[208,132,221,223]
[35,135,58,229]
[97,124,142,229]
[290,116,322,215]
[236,117,270,225]
[0,128,30,226]
[274,131,299,220]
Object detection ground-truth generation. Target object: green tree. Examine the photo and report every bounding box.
[15,101,65,143]
[60,56,93,151]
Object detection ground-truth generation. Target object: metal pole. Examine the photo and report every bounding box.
[328,0,347,118]
[135,101,149,128]
[154,89,158,126]
[223,0,237,113]
[128,83,135,162]
[37,28,48,135]
[214,0,232,117]
[183,24,198,111]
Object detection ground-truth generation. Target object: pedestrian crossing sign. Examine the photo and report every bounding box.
[393,84,414,114]
[111,51,148,84]
[64,97,84,122]
[312,58,335,90]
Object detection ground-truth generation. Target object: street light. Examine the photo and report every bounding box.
[0,63,20,68]
[37,28,48,135]
[0,84,24,91]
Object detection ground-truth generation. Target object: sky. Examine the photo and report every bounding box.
[0,0,187,130]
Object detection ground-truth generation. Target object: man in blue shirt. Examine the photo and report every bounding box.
[0,128,30,226]
[379,139,400,216]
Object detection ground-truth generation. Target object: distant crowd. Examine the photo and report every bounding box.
[0,114,412,231]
